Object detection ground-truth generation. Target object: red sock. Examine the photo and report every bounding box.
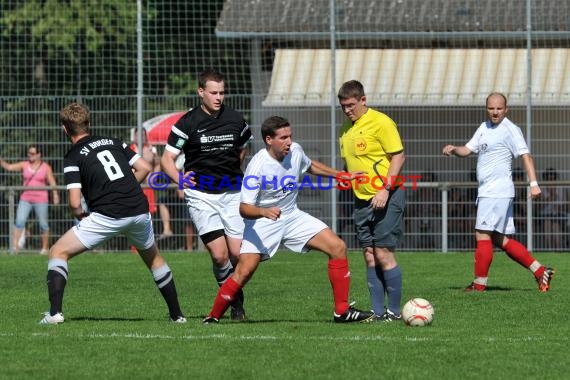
[502,239,544,278]
[209,277,242,319]
[474,240,493,277]
[328,258,350,315]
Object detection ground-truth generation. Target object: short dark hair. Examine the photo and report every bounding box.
[198,68,224,89]
[338,80,365,100]
[261,116,290,141]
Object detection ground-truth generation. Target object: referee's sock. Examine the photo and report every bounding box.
[152,264,184,319]
[367,266,385,316]
[46,258,68,316]
[383,266,402,315]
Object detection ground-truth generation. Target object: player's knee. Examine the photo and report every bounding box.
[49,248,70,261]
[211,254,231,268]
[373,247,397,267]
[362,247,374,265]
[327,237,346,259]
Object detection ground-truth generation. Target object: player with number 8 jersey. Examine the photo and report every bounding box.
[64,136,148,218]
[39,102,186,325]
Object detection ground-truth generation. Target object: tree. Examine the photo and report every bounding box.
[0,0,138,96]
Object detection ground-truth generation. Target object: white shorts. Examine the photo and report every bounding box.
[73,212,155,250]
[184,189,244,238]
[475,197,515,235]
[240,208,328,260]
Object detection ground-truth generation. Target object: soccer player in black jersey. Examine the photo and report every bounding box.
[39,102,186,325]
[161,69,251,320]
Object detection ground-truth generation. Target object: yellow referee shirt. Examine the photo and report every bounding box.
[339,108,403,200]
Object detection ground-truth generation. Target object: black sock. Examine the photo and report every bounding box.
[153,265,183,319]
[47,268,68,316]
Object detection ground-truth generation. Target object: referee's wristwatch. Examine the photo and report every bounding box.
[384,183,392,191]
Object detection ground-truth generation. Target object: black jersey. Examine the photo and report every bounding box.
[166,105,251,193]
[63,135,149,218]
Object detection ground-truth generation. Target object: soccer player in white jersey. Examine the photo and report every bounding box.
[443,92,554,292]
[39,102,186,324]
[203,116,374,323]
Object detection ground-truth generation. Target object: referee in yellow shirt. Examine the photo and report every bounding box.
[338,80,406,321]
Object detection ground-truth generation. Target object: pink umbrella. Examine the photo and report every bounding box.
[141,111,187,145]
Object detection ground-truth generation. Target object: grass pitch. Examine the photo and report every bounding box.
[0,251,567,379]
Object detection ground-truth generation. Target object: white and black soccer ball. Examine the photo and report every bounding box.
[401,298,434,326]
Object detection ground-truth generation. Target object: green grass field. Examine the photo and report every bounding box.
[0,251,567,379]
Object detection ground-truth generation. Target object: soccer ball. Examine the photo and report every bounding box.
[401,298,434,326]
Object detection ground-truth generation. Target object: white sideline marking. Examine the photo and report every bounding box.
[1,332,559,343]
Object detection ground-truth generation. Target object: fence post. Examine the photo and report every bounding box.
[8,188,15,255]
[441,185,448,253]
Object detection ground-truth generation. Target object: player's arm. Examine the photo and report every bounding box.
[131,155,152,183]
[520,153,541,199]
[0,159,24,172]
[238,120,252,165]
[370,150,406,209]
[239,202,281,221]
[442,145,472,157]
[308,159,366,184]
[68,188,88,220]
[161,149,180,185]
[239,147,248,164]
[385,150,406,185]
[307,160,340,177]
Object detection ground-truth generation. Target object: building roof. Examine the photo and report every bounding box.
[263,48,570,106]
[216,0,569,37]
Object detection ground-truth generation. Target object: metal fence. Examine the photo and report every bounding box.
[1,1,569,253]
[2,182,568,254]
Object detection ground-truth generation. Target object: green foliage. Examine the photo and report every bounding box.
[167,73,199,97]
[0,0,146,96]
[1,0,137,60]
[0,0,248,99]
[142,73,199,118]
[0,251,568,379]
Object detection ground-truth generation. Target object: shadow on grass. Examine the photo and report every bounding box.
[69,316,146,322]
[201,318,343,324]
[449,285,518,292]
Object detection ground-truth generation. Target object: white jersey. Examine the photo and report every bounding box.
[241,142,312,216]
[465,117,529,198]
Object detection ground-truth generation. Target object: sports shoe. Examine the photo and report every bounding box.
[230,289,246,321]
[333,306,375,323]
[170,315,187,323]
[39,249,49,255]
[202,316,219,324]
[537,267,555,292]
[230,305,246,321]
[464,282,486,292]
[39,312,64,325]
[377,309,402,322]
